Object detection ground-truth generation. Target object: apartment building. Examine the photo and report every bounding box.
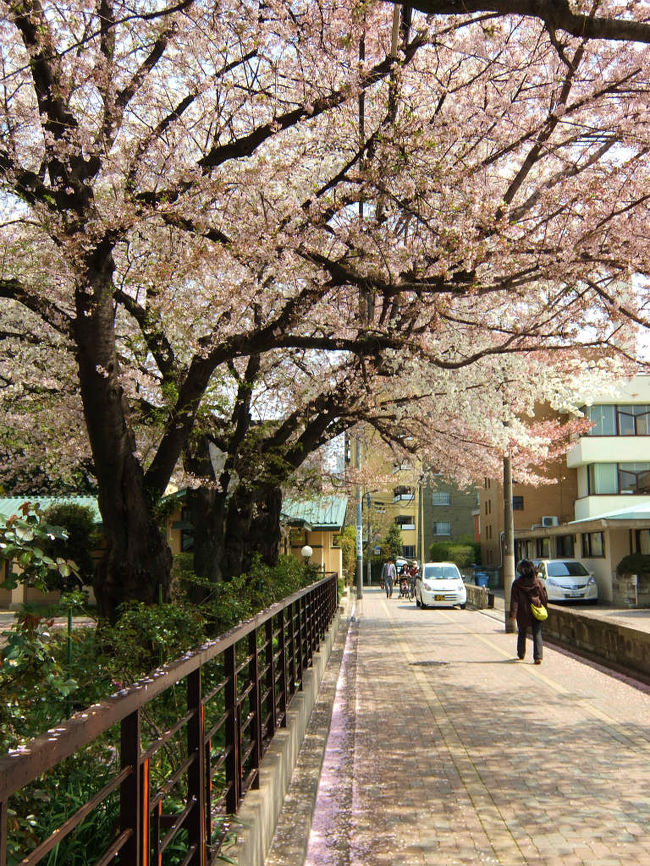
[346,433,477,564]
[479,375,650,602]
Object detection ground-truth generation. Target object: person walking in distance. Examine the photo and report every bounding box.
[509,559,549,664]
[382,557,396,599]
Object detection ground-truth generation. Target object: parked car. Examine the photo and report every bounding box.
[415,562,467,609]
[532,559,598,603]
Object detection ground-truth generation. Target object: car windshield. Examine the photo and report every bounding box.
[424,565,459,580]
[546,561,590,577]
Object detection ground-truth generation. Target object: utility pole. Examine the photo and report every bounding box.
[418,475,425,565]
[355,438,363,599]
[366,492,372,585]
[503,454,515,632]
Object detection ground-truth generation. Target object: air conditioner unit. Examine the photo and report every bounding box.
[542,515,559,527]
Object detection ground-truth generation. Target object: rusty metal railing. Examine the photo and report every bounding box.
[0,572,339,865]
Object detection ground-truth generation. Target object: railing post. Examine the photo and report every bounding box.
[119,709,141,866]
[278,607,288,725]
[187,668,206,865]
[288,600,298,697]
[248,628,262,789]
[265,617,276,738]
[296,596,305,688]
[224,644,240,814]
[0,798,7,866]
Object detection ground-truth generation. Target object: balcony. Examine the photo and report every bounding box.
[567,436,650,467]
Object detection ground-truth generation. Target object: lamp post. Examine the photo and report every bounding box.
[301,544,313,565]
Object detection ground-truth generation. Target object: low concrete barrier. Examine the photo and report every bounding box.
[465,583,494,610]
[228,600,347,866]
[545,605,650,682]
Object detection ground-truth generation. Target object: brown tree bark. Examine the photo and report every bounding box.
[75,249,171,621]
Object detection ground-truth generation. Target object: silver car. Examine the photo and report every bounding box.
[532,559,598,603]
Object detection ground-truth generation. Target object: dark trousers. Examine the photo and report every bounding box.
[517,618,543,661]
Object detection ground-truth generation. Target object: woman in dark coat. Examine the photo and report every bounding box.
[509,559,549,664]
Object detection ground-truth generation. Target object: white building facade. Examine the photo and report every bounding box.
[515,375,650,603]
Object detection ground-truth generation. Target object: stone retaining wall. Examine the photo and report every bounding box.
[612,573,650,608]
[545,605,650,682]
[465,583,494,610]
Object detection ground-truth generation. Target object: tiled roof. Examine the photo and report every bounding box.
[282,496,348,531]
[0,496,102,524]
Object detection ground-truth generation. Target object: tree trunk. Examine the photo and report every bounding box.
[185,486,227,597]
[247,484,283,569]
[220,482,283,579]
[75,249,172,621]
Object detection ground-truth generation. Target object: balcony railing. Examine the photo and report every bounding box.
[0,573,339,866]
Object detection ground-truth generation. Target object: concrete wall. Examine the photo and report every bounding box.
[227,602,346,866]
[465,583,494,610]
[545,606,650,682]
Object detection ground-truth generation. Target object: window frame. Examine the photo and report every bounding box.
[582,531,605,558]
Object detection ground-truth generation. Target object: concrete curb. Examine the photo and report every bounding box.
[226,592,351,866]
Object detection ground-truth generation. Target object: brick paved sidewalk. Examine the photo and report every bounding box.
[269,586,650,865]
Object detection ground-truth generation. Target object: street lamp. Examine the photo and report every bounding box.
[301,545,313,564]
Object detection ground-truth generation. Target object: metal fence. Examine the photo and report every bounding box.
[0,573,339,866]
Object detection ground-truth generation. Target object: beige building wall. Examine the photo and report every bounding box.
[288,527,343,575]
[479,468,578,571]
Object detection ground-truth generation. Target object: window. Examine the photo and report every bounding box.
[619,464,650,495]
[586,404,616,436]
[582,531,605,558]
[395,514,415,527]
[587,463,650,495]
[556,535,575,557]
[617,405,650,436]
[433,491,451,506]
[402,545,415,558]
[635,530,650,554]
[587,463,618,494]
[585,404,650,436]
[536,537,550,558]
[512,496,524,511]
[393,486,414,501]
[433,521,451,536]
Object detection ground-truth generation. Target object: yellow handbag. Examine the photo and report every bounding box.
[530,602,548,621]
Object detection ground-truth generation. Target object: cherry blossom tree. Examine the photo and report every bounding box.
[1,0,649,616]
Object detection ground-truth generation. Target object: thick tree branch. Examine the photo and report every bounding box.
[388,0,650,43]
[0,278,73,336]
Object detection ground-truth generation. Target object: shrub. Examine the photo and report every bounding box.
[383,523,402,560]
[428,542,476,570]
[336,525,356,584]
[42,504,98,586]
[616,553,650,576]
[0,502,80,594]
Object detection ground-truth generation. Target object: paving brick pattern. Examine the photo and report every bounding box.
[273,587,650,865]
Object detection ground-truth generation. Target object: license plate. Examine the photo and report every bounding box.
[565,591,583,598]
[435,595,446,601]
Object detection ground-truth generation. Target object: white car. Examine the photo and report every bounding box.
[532,559,598,603]
[416,562,467,609]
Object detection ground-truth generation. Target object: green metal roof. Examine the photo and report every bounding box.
[282,496,348,531]
[570,502,650,524]
[0,496,102,524]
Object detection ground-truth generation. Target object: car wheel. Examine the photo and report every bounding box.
[460,603,466,609]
